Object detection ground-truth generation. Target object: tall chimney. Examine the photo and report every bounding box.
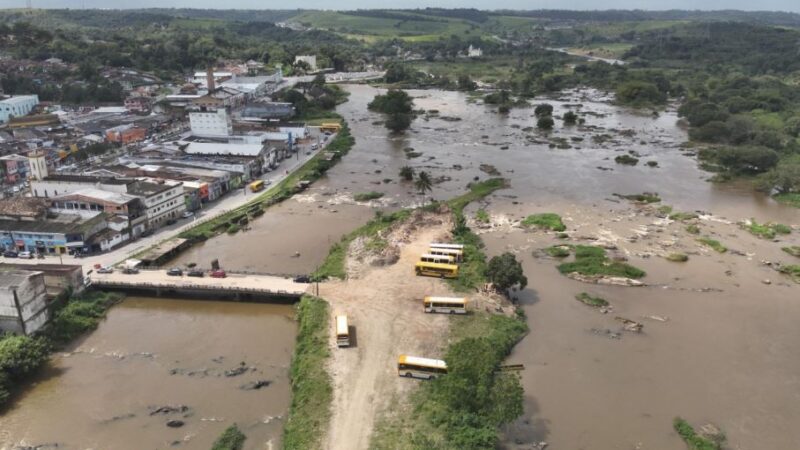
[206,66,215,92]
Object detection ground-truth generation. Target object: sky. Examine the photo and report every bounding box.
[1,0,799,12]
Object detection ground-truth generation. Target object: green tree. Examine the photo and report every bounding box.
[457,74,477,91]
[563,110,578,125]
[399,165,415,181]
[534,103,553,117]
[486,252,528,293]
[0,335,49,379]
[537,115,555,130]
[615,80,666,106]
[385,113,412,133]
[758,156,800,194]
[414,171,433,205]
[713,145,780,174]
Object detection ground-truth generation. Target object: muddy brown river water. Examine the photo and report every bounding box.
[1,85,797,449]
[0,298,296,450]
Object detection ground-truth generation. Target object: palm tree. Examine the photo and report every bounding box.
[414,171,433,206]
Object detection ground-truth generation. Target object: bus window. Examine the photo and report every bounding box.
[420,253,455,264]
[424,296,468,314]
[414,261,459,279]
[398,354,447,380]
[336,315,350,347]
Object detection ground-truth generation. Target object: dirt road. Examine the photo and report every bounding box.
[319,216,458,450]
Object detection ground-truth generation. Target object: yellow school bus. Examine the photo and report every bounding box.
[423,296,468,314]
[428,248,463,263]
[249,180,265,192]
[420,253,455,265]
[335,315,350,347]
[415,261,459,279]
[320,122,342,133]
[397,354,447,380]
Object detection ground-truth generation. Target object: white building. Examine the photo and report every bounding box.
[0,270,49,335]
[467,45,483,58]
[127,181,185,229]
[189,108,233,137]
[0,95,39,124]
[294,55,317,71]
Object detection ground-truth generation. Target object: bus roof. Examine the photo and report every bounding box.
[249,180,264,186]
[415,261,459,269]
[421,253,453,259]
[424,296,467,304]
[430,243,464,250]
[335,315,348,335]
[428,248,463,255]
[398,354,447,369]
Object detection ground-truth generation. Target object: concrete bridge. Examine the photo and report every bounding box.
[90,269,310,301]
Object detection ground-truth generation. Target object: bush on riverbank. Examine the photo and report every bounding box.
[783,246,800,257]
[697,237,727,253]
[353,191,384,202]
[283,295,332,450]
[742,219,791,239]
[180,121,355,242]
[372,312,528,449]
[575,292,609,307]
[40,291,123,347]
[0,335,49,404]
[211,425,246,450]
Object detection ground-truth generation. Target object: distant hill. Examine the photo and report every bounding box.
[493,9,800,27]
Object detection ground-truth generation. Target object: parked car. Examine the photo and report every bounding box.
[141,229,154,237]
[97,266,114,274]
[181,211,194,219]
[166,219,177,226]
[187,269,204,278]
[311,143,319,150]
[167,267,183,276]
[122,267,139,274]
[210,270,227,278]
[293,275,311,283]
[3,250,18,258]
[18,251,33,259]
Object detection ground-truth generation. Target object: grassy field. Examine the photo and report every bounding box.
[406,56,521,82]
[566,42,635,59]
[290,10,479,41]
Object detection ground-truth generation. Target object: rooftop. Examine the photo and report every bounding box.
[53,188,139,205]
[0,269,43,288]
[128,181,179,197]
[183,142,265,157]
[0,212,106,235]
[0,95,38,106]
[43,174,133,185]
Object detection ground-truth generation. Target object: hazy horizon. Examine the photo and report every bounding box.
[1,1,799,14]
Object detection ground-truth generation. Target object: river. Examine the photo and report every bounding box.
[0,298,296,450]
[2,84,798,449]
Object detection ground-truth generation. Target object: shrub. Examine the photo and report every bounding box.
[211,425,246,450]
[670,212,699,221]
[782,246,800,257]
[778,264,800,282]
[536,115,555,130]
[666,253,689,262]
[616,192,660,203]
[545,245,570,258]
[616,80,666,105]
[697,237,727,253]
[486,252,528,293]
[227,224,240,234]
[686,224,701,235]
[475,209,490,223]
[353,191,384,202]
[673,417,724,450]
[562,110,578,124]
[615,154,639,165]
[521,213,566,231]
[0,335,49,379]
[534,103,554,117]
[575,292,609,307]
[558,245,646,279]
[743,219,791,239]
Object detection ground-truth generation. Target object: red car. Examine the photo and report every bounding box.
[210,270,227,278]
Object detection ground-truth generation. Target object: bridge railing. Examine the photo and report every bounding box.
[133,266,304,279]
[90,280,304,295]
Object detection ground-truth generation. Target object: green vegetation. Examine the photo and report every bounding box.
[399,165,415,181]
[41,291,122,347]
[778,265,800,283]
[670,212,699,221]
[353,191,385,202]
[686,224,701,235]
[743,219,792,240]
[283,295,332,450]
[521,213,566,232]
[226,223,240,234]
[614,154,640,165]
[557,245,646,279]
[774,193,800,209]
[486,252,528,294]
[563,110,579,124]
[414,171,433,204]
[545,245,571,258]
[537,115,555,130]
[372,312,528,449]
[181,121,355,242]
[782,246,800,257]
[211,425,246,450]
[0,334,48,404]
[475,209,490,223]
[657,205,673,215]
[575,292,609,307]
[447,178,509,292]
[368,89,414,133]
[666,253,689,262]
[673,417,724,450]
[616,192,661,203]
[697,237,728,253]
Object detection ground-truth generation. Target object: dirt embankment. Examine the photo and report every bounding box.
[318,211,507,450]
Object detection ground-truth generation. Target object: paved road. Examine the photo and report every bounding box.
[6,129,337,274]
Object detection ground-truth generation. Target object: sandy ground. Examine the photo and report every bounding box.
[318,212,493,450]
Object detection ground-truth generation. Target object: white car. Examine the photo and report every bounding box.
[181,211,195,219]
[18,251,33,259]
